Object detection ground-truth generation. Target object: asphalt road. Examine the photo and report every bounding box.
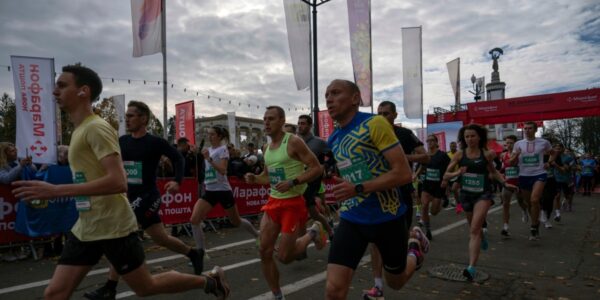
[1,193,598,300]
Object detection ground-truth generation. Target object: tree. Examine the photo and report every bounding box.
[167,115,175,144]
[0,93,16,142]
[93,97,164,137]
[579,116,600,154]
[545,118,581,151]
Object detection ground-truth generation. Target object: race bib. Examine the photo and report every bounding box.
[337,157,373,185]
[205,166,218,184]
[73,171,91,211]
[268,167,286,186]
[582,166,593,176]
[522,155,540,167]
[123,161,143,185]
[461,172,485,193]
[425,168,441,181]
[505,166,519,179]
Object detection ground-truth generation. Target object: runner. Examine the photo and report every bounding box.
[580,153,596,196]
[190,126,260,273]
[443,123,515,281]
[445,141,461,209]
[83,100,205,299]
[554,145,576,214]
[416,135,450,240]
[363,101,430,299]
[244,106,326,300]
[12,65,229,299]
[499,135,526,237]
[324,79,429,300]
[509,121,554,241]
[541,152,558,229]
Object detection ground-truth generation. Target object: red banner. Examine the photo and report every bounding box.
[157,178,198,225]
[175,100,195,145]
[318,110,334,139]
[433,132,447,151]
[516,121,544,129]
[0,185,34,244]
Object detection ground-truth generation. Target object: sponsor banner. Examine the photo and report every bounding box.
[402,27,423,119]
[112,94,126,136]
[347,0,372,107]
[283,0,311,90]
[427,121,462,151]
[11,56,57,164]
[318,110,334,139]
[131,0,163,57]
[516,121,544,129]
[0,185,31,244]
[15,165,78,237]
[446,58,460,106]
[206,177,271,219]
[468,88,600,118]
[175,100,195,145]
[157,178,198,225]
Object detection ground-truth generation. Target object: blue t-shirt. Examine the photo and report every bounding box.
[554,154,574,183]
[581,158,596,177]
[327,112,406,225]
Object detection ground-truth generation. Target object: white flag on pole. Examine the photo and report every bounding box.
[11,56,57,164]
[347,0,372,107]
[402,27,423,119]
[131,0,162,57]
[446,58,460,106]
[227,112,237,148]
[283,0,310,90]
[112,95,126,137]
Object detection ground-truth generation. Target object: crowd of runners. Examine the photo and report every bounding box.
[8,65,598,300]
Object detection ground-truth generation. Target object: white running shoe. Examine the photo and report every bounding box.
[539,212,548,224]
[521,210,529,223]
[544,221,553,229]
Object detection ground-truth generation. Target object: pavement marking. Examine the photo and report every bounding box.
[0,201,509,297]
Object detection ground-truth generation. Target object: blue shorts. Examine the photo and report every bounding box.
[518,174,547,191]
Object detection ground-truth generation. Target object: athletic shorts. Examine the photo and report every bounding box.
[556,181,574,196]
[202,190,236,209]
[459,191,494,213]
[262,195,308,234]
[129,191,162,230]
[328,217,408,274]
[422,180,444,199]
[400,186,413,229]
[303,176,323,208]
[519,174,547,191]
[58,232,145,275]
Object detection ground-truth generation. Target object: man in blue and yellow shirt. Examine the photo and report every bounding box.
[324,79,430,300]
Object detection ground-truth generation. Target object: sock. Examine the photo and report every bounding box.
[239,218,259,238]
[191,223,205,250]
[503,223,509,231]
[374,277,383,289]
[555,209,561,217]
[105,279,118,290]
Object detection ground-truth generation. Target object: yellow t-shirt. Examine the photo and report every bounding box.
[68,114,137,241]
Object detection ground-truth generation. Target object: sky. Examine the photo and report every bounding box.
[0,0,599,130]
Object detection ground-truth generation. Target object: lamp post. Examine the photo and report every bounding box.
[301,0,332,137]
[469,74,483,102]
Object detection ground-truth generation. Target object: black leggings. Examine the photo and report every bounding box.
[581,176,593,193]
[542,178,557,218]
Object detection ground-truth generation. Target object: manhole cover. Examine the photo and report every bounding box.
[427,264,490,283]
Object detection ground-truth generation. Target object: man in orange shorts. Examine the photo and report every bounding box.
[245,106,326,300]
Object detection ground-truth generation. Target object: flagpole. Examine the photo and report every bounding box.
[161,0,168,140]
[420,26,424,131]
[369,1,373,115]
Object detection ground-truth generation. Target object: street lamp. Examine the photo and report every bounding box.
[469,74,483,102]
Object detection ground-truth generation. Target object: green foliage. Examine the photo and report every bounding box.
[0,93,16,142]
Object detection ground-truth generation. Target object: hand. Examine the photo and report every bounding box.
[459,166,467,174]
[244,173,256,184]
[274,180,293,193]
[440,179,448,188]
[19,156,32,167]
[201,149,210,160]
[164,181,180,194]
[331,176,357,201]
[12,180,58,201]
[504,183,519,193]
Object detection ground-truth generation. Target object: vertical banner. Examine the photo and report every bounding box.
[427,121,463,151]
[318,110,334,139]
[446,58,460,107]
[131,0,163,57]
[401,27,423,119]
[347,0,372,107]
[175,100,195,145]
[112,94,126,137]
[11,56,57,164]
[227,112,237,147]
[283,0,310,90]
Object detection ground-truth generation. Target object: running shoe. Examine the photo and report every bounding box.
[83,285,116,300]
[554,215,561,222]
[544,221,553,229]
[455,203,464,214]
[309,221,327,250]
[408,245,424,270]
[481,229,489,251]
[529,227,540,241]
[362,286,384,300]
[190,248,205,275]
[521,210,529,223]
[500,229,510,237]
[205,266,230,300]
[463,266,476,281]
[412,226,430,253]
[539,212,548,224]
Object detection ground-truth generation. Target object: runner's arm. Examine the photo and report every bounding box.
[406,145,430,164]
[289,135,323,185]
[443,151,463,181]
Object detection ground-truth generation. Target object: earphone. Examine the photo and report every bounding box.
[78,91,85,96]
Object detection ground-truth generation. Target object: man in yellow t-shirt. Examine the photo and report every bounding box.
[12,65,229,300]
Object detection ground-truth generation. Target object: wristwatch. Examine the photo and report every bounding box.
[354,183,364,194]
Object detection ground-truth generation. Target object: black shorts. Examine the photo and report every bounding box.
[129,191,162,230]
[400,186,413,229]
[303,176,323,208]
[58,232,145,275]
[422,180,444,199]
[459,191,494,213]
[202,190,236,209]
[328,217,408,274]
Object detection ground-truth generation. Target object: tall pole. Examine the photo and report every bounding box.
[311,0,319,136]
[161,0,168,140]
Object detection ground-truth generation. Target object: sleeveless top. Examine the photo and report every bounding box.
[264,132,307,199]
[459,149,491,194]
